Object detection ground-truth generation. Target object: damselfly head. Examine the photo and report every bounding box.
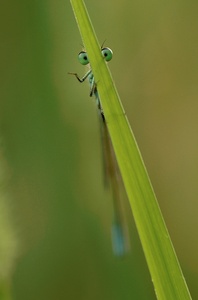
[78,47,113,65]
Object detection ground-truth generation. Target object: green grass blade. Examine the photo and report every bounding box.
[69,1,192,299]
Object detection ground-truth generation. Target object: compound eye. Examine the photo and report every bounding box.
[78,51,89,65]
[101,47,113,62]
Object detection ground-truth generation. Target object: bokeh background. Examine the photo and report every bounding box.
[1,0,198,299]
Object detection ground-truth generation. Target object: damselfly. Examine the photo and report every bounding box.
[69,47,129,256]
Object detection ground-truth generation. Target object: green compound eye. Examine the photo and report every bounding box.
[78,51,89,65]
[101,47,113,62]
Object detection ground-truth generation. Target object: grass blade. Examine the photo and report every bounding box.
[70,1,192,299]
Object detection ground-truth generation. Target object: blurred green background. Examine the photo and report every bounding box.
[1,0,198,299]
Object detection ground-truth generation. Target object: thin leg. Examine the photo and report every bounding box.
[68,69,92,83]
